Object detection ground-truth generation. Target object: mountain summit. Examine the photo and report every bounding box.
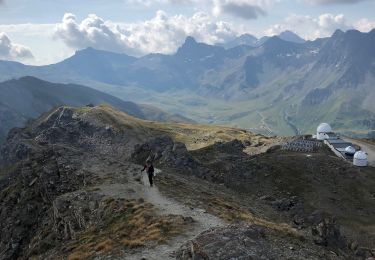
[176,36,223,59]
[278,30,306,44]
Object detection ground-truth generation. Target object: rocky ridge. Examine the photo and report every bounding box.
[0,105,374,259]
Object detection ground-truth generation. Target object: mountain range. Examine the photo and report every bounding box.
[0,29,374,137]
[220,30,306,49]
[0,76,192,144]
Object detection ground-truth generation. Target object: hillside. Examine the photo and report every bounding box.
[0,105,374,259]
[0,30,374,137]
[0,77,192,144]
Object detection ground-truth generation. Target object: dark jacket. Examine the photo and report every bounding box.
[142,164,154,174]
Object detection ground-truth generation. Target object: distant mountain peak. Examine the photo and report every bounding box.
[184,36,198,45]
[238,34,258,41]
[263,36,284,45]
[177,36,199,53]
[220,34,258,48]
[278,30,305,44]
[17,76,44,82]
[75,47,96,55]
[332,29,345,38]
[176,36,223,58]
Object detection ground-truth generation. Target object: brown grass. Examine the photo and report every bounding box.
[67,250,91,260]
[207,197,299,237]
[95,239,115,253]
[72,104,267,151]
[66,198,188,259]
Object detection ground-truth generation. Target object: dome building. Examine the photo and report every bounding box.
[353,151,368,167]
[316,123,332,140]
[345,146,356,155]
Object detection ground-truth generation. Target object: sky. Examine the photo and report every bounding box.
[0,0,374,65]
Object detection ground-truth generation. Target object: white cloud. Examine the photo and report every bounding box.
[213,0,272,20]
[54,13,131,54]
[126,0,271,20]
[265,13,351,40]
[318,13,348,31]
[354,18,375,32]
[305,0,369,4]
[0,23,56,37]
[0,32,34,61]
[54,11,241,56]
[126,0,196,6]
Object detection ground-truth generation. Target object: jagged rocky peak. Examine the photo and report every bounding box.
[184,36,197,45]
[332,29,345,38]
[176,36,198,52]
[176,36,224,58]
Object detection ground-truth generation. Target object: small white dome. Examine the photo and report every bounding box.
[353,151,368,167]
[345,146,356,155]
[317,123,332,133]
[354,151,367,160]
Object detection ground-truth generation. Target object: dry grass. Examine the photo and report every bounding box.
[73,104,267,151]
[207,197,299,237]
[66,198,188,259]
[67,250,92,260]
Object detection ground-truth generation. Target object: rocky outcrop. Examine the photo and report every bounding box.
[0,106,144,167]
[176,224,346,259]
[308,211,347,249]
[0,145,89,259]
[132,136,211,178]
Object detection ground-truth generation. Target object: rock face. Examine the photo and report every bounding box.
[0,106,150,259]
[131,135,210,178]
[308,211,347,249]
[177,225,273,259]
[176,225,344,260]
[0,106,143,166]
[0,145,90,259]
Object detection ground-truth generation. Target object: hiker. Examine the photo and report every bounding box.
[141,160,155,187]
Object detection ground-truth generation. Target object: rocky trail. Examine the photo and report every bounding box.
[94,160,225,260]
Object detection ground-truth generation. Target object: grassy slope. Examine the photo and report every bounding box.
[48,105,269,151]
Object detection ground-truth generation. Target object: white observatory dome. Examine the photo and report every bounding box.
[316,123,332,140]
[353,151,368,167]
[317,123,332,133]
[345,146,356,155]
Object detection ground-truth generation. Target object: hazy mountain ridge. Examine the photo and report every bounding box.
[0,76,193,144]
[219,30,306,49]
[0,29,374,136]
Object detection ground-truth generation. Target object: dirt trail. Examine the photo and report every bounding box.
[96,163,225,259]
[343,138,375,166]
